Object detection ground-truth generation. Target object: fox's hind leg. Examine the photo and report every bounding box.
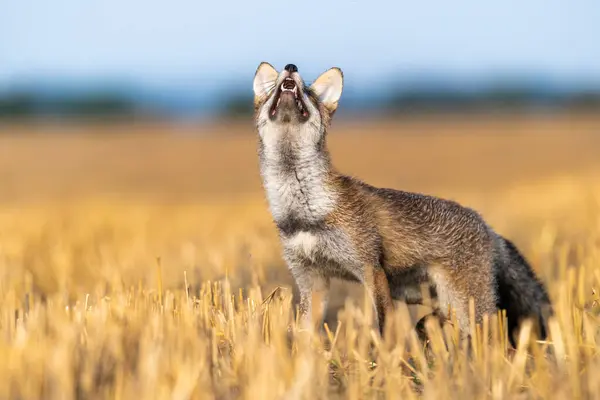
[428,261,497,338]
[415,309,448,343]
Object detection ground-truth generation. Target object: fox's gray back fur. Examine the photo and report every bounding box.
[253,62,552,344]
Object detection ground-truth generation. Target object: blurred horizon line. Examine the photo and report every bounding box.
[2,69,600,121]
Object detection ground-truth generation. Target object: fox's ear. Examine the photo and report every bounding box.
[310,67,343,111]
[253,62,278,99]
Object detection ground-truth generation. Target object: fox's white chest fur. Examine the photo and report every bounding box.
[286,231,320,258]
[258,124,337,224]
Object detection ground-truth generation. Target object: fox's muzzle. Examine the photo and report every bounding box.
[268,72,310,123]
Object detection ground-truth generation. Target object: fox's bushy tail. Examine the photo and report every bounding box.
[494,235,553,347]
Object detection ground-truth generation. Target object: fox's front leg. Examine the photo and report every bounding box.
[292,269,330,331]
[364,265,394,335]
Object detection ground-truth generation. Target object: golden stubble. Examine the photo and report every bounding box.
[0,115,599,398]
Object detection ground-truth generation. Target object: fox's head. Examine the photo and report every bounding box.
[252,63,343,143]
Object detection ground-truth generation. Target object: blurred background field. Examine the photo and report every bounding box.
[2,0,600,398]
[1,114,600,399]
[1,114,599,305]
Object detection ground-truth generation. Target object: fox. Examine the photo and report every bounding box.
[252,62,553,345]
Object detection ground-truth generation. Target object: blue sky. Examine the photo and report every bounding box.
[1,0,599,91]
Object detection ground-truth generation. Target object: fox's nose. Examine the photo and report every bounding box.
[284,64,298,73]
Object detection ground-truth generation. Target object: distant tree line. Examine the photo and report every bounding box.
[218,87,600,119]
[0,91,135,119]
[2,85,599,120]
[385,87,600,114]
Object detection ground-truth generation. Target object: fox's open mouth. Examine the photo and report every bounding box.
[269,78,309,121]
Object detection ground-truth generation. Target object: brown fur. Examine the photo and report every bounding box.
[303,163,499,335]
